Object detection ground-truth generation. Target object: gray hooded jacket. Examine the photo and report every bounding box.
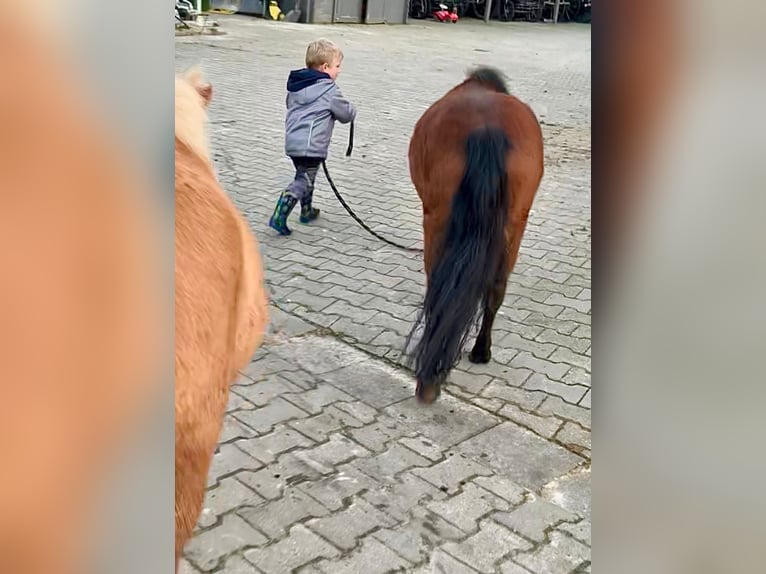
[284,68,356,159]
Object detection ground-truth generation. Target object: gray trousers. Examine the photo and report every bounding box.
[285,157,321,206]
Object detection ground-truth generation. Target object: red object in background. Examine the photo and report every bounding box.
[433,4,459,22]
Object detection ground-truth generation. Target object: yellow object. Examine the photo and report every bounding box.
[267,0,284,20]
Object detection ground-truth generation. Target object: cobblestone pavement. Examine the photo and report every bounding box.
[176,15,590,574]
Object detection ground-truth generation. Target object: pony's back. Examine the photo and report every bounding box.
[174,70,268,566]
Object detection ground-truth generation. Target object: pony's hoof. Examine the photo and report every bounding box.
[415,380,441,404]
[469,347,491,364]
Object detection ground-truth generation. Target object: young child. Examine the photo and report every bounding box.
[269,38,357,235]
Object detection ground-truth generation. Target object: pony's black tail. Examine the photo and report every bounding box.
[407,126,510,401]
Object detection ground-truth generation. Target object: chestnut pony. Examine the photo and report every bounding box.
[174,70,269,568]
[407,67,543,403]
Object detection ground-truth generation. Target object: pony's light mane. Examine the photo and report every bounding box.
[175,69,211,162]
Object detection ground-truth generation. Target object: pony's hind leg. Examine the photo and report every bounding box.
[469,270,508,364]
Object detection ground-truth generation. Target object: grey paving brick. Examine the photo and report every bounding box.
[481,380,547,411]
[321,360,414,408]
[236,424,315,465]
[307,497,397,550]
[316,537,411,574]
[536,397,591,429]
[498,403,564,438]
[234,397,309,434]
[456,423,582,491]
[548,347,591,372]
[514,531,590,574]
[348,415,419,452]
[384,395,500,449]
[207,443,264,487]
[288,405,366,442]
[239,487,330,539]
[523,373,588,405]
[233,375,303,407]
[185,514,267,572]
[412,453,493,495]
[555,422,591,458]
[197,476,265,528]
[511,352,570,381]
[244,525,340,574]
[493,499,578,543]
[426,483,510,533]
[237,452,327,500]
[412,549,481,574]
[540,467,591,518]
[442,520,532,573]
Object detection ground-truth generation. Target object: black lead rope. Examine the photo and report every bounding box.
[322,122,423,254]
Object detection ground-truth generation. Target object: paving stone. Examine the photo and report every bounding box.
[455,423,582,491]
[442,520,532,573]
[536,397,591,430]
[237,452,327,500]
[523,373,588,406]
[197,476,265,528]
[535,329,591,354]
[361,470,447,521]
[493,499,578,543]
[207,443,264,487]
[178,558,200,574]
[473,476,527,507]
[471,396,505,413]
[236,424,315,465]
[316,537,411,574]
[298,433,371,469]
[354,443,431,481]
[307,497,397,550]
[334,400,378,423]
[412,453,493,495]
[514,531,590,574]
[270,336,362,375]
[498,403,563,438]
[412,549,480,573]
[321,359,414,408]
[298,462,380,511]
[185,514,267,572]
[426,483,510,533]
[448,370,493,395]
[218,414,257,444]
[540,467,591,519]
[217,555,265,574]
[384,395,500,449]
[234,397,309,434]
[555,421,591,458]
[558,519,591,547]
[499,561,534,574]
[348,415,419,452]
[579,389,591,409]
[282,384,355,415]
[481,381,547,411]
[511,352,570,381]
[244,525,340,574]
[562,366,591,387]
[548,347,591,372]
[239,487,330,539]
[288,405,366,442]
[399,435,445,461]
[241,354,299,382]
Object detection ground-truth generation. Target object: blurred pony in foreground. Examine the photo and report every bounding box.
[0,9,162,574]
[174,68,269,569]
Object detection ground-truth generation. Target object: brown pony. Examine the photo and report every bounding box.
[174,69,269,567]
[406,67,544,403]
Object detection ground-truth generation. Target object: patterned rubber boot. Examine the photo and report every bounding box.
[268,191,297,236]
[299,202,320,224]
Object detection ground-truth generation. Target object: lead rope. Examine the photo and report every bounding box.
[321,122,424,253]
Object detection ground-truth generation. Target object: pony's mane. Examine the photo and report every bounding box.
[175,68,212,162]
[465,67,510,95]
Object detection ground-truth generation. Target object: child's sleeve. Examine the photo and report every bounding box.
[330,87,357,124]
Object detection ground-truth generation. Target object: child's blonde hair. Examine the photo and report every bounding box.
[305,39,343,69]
